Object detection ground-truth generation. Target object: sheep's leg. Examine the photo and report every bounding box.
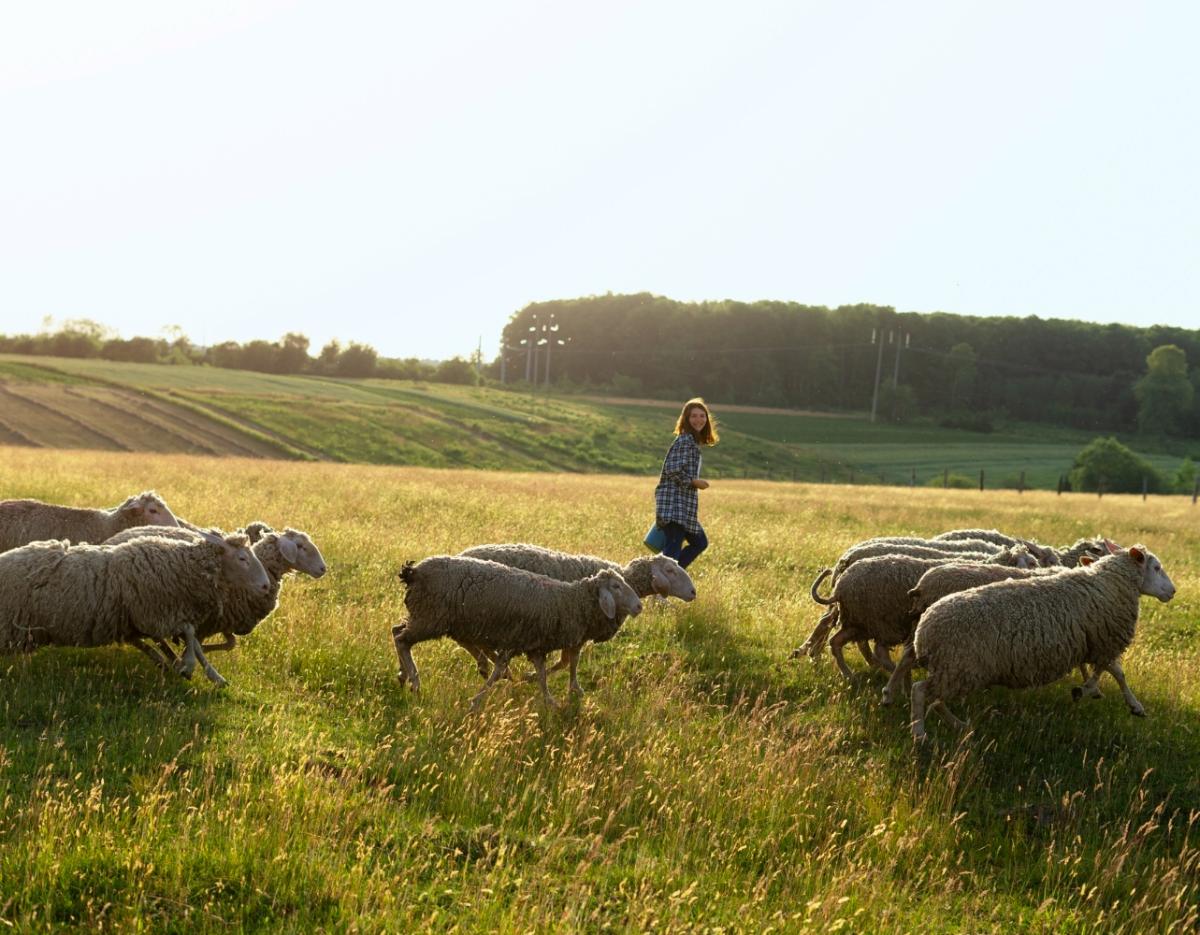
[1072,665,1105,701]
[130,638,174,674]
[928,699,968,732]
[828,626,866,680]
[527,653,559,708]
[200,633,237,654]
[155,639,181,666]
[390,624,421,692]
[181,624,227,687]
[871,641,897,674]
[791,607,838,660]
[391,624,410,686]
[546,650,571,675]
[882,643,916,706]
[565,646,584,696]
[469,652,512,712]
[452,638,492,679]
[1104,660,1145,717]
[910,679,929,742]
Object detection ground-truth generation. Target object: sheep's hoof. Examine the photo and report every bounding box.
[880,689,893,706]
[1130,705,1146,717]
[205,670,228,688]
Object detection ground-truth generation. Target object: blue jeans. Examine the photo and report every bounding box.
[659,521,708,569]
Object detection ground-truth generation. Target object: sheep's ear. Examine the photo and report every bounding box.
[650,565,670,595]
[1080,555,1095,566]
[598,586,617,620]
[1103,538,1120,554]
[277,535,299,565]
[1128,546,1145,564]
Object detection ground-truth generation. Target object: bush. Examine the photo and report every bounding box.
[1068,436,1163,494]
[926,472,976,489]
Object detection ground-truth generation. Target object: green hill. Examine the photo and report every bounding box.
[0,354,1188,490]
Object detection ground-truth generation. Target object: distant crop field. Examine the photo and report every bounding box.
[0,354,1190,491]
[0,447,1197,931]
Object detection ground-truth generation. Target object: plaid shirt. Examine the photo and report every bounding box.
[654,433,704,536]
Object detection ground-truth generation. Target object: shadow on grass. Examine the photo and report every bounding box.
[0,646,225,813]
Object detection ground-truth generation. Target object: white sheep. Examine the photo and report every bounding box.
[0,491,178,552]
[797,546,1036,680]
[932,529,1106,568]
[104,522,327,667]
[0,529,269,686]
[904,542,1175,741]
[392,556,643,709]
[879,556,1096,705]
[455,544,695,690]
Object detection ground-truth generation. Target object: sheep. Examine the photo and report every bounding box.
[455,544,696,686]
[904,542,1175,742]
[104,522,327,665]
[933,529,1107,568]
[391,556,643,709]
[0,491,178,553]
[794,542,1035,673]
[0,529,270,686]
[879,556,1096,705]
[795,546,1036,680]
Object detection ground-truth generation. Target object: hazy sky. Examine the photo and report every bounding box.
[2,1,1196,361]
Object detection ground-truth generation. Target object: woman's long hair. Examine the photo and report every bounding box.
[674,397,719,446]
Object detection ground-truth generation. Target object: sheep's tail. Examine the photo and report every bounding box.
[397,561,416,585]
[791,569,837,660]
[810,568,834,605]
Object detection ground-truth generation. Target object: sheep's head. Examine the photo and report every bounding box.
[117,490,179,528]
[273,528,328,578]
[593,569,642,622]
[200,528,271,605]
[648,554,696,601]
[1118,544,1176,602]
[241,521,274,544]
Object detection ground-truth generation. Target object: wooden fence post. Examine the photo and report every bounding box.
[1142,475,1148,501]
[979,469,985,492]
[943,468,948,489]
[1018,470,1025,494]
[1057,475,1063,496]
[849,467,855,485]
[910,468,916,487]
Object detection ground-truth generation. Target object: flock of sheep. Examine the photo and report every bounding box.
[0,491,1180,740]
[794,528,1176,740]
[0,491,326,687]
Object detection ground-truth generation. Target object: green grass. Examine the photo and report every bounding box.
[1,354,1192,491]
[0,448,1197,931]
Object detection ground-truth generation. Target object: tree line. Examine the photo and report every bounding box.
[497,295,1200,439]
[0,320,478,384]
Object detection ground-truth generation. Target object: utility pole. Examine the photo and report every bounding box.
[891,330,910,420]
[524,313,538,383]
[475,336,482,385]
[869,328,886,423]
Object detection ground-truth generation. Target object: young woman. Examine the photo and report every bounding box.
[653,397,719,569]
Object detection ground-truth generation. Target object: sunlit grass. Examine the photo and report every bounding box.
[0,447,1197,931]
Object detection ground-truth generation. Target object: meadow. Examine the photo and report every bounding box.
[0,354,1190,490]
[0,447,1197,932]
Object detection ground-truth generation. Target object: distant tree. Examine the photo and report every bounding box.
[277,332,311,373]
[880,382,919,423]
[947,342,977,409]
[1174,457,1196,494]
[433,357,476,385]
[1134,344,1193,436]
[1068,436,1163,494]
[336,342,378,377]
[102,336,162,363]
[317,340,342,374]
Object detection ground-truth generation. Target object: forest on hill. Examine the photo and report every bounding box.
[3,295,1198,439]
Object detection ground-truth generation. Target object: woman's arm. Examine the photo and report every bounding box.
[662,436,701,491]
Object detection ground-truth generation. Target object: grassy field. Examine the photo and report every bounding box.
[0,447,1197,931]
[1,354,1190,489]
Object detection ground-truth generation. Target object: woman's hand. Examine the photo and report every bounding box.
[692,478,710,490]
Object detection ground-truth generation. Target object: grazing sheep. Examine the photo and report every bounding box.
[932,529,1106,568]
[392,556,643,709]
[879,556,1096,705]
[456,544,696,686]
[796,546,1035,680]
[0,529,269,686]
[905,542,1175,741]
[831,541,1013,580]
[0,491,178,552]
[105,522,327,665]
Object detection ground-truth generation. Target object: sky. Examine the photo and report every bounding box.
[1,1,1197,362]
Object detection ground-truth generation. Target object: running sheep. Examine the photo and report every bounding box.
[0,491,178,552]
[455,543,695,689]
[104,522,327,668]
[932,529,1106,567]
[903,541,1175,742]
[795,546,1035,680]
[0,529,269,686]
[392,555,643,709]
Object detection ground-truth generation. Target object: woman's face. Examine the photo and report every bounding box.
[687,406,708,433]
